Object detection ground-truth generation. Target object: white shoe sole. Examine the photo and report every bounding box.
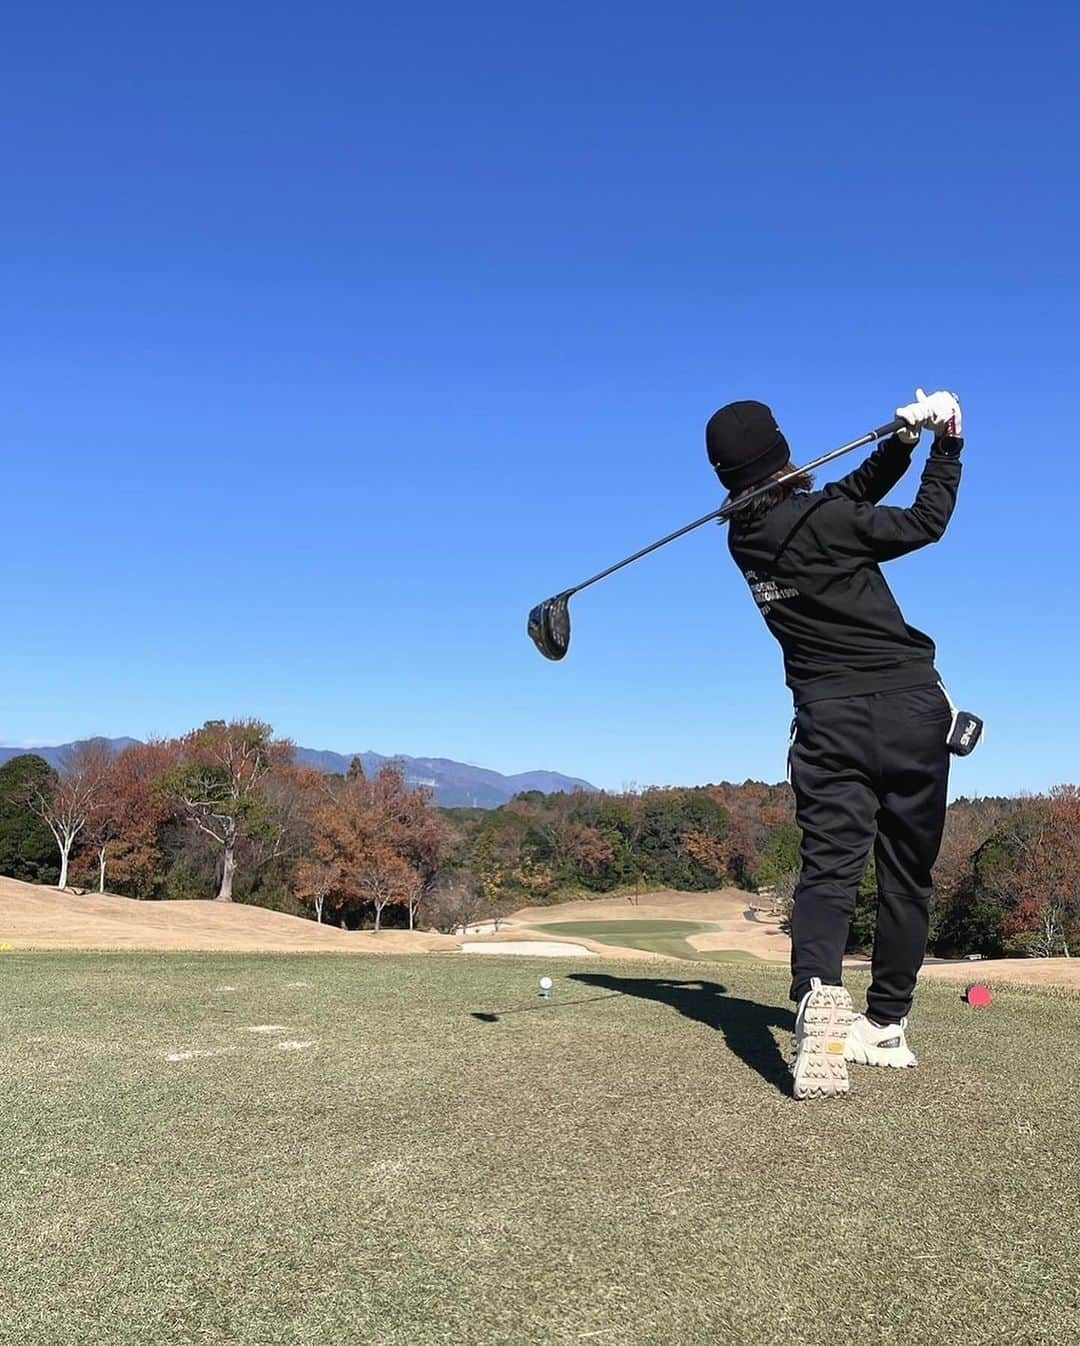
[792,984,853,1100]
[845,1040,918,1069]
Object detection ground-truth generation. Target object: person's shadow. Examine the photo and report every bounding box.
[569,973,795,1096]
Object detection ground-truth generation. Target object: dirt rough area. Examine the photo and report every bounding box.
[916,957,1080,992]
[0,876,459,954]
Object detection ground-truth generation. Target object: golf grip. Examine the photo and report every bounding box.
[563,418,904,599]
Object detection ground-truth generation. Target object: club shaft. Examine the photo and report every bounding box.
[562,419,902,599]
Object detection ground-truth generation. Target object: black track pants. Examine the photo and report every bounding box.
[788,684,951,1023]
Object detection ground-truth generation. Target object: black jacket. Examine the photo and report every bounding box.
[726,435,962,704]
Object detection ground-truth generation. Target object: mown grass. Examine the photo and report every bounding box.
[534,917,765,962]
[1,952,1078,1345]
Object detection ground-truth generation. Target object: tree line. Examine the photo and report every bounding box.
[0,719,1076,956]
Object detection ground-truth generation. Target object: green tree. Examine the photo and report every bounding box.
[753,823,802,889]
[0,755,59,884]
[637,789,730,890]
[163,720,294,901]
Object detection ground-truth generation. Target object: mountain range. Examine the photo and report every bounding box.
[0,739,595,809]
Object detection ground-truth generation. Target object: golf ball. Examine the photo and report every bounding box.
[539,976,553,990]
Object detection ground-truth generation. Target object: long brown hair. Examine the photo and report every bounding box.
[728,465,815,526]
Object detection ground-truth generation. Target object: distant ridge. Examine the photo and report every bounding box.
[0,739,595,809]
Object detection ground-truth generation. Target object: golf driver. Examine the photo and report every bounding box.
[527,417,903,660]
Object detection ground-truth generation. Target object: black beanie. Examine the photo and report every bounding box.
[705,400,790,491]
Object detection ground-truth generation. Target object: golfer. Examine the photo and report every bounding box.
[705,390,963,1098]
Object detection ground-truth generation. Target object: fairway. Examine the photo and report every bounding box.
[2,954,1078,1345]
[533,918,765,962]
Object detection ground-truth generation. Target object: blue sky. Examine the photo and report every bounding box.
[2,2,1077,796]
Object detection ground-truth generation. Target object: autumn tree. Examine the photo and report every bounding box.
[302,764,451,930]
[25,742,108,889]
[78,740,179,894]
[683,829,730,885]
[1008,786,1080,956]
[165,720,293,902]
[294,859,340,924]
[705,781,794,887]
[356,846,416,931]
[393,789,457,928]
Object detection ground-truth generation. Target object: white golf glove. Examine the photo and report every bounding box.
[931,389,962,437]
[895,388,962,444]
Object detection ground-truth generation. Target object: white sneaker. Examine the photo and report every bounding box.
[792,978,853,1100]
[845,1013,918,1069]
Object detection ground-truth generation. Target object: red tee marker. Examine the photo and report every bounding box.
[963,983,992,1007]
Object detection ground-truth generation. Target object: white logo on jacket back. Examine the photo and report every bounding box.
[744,569,799,615]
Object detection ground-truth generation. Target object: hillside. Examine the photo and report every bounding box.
[0,739,595,808]
[0,876,458,953]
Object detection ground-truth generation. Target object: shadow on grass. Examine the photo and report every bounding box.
[470,993,622,1023]
[569,973,796,1096]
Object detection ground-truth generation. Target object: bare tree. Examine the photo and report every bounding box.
[401,868,425,931]
[1030,898,1071,959]
[294,860,340,924]
[771,869,798,925]
[247,768,318,874]
[26,743,108,889]
[355,848,414,932]
[424,872,487,934]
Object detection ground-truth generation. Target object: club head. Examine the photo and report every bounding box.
[527,593,571,661]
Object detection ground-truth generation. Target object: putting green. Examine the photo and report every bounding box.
[532,919,764,963]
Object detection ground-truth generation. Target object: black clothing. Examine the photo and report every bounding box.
[724,432,964,1023]
[727,435,962,705]
[705,400,790,490]
[788,685,951,1022]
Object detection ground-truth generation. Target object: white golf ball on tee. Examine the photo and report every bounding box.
[539,976,553,991]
